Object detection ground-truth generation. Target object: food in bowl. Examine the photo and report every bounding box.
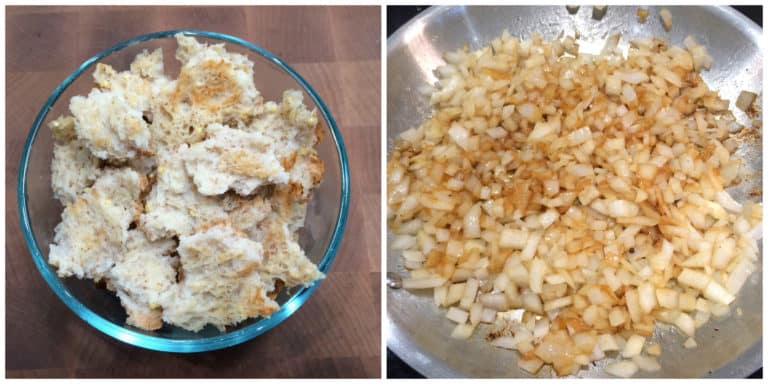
[387,29,762,376]
[47,34,325,332]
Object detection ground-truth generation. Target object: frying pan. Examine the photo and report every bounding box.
[386,5,762,378]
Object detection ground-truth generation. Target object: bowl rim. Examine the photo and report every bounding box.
[17,29,350,353]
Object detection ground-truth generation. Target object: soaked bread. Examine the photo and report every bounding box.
[49,34,325,332]
[161,224,279,332]
[139,144,228,240]
[49,168,146,280]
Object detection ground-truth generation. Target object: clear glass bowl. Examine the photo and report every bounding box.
[17,30,350,352]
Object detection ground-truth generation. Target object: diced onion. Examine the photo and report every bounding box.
[632,355,661,372]
[622,334,645,358]
[605,360,639,378]
[389,28,760,378]
[660,8,673,31]
[403,276,447,290]
[675,312,696,337]
[703,280,735,305]
[451,323,476,339]
[677,269,710,290]
[446,306,469,323]
[499,228,528,249]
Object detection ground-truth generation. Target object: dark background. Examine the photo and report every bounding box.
[386,5,763,379]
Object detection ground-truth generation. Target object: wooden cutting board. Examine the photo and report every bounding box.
[6,6,381,378]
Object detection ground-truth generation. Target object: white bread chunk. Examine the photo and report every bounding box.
[70,56,165,160]
[109,230,177,330]
[247,90,324,201]
[221,190,318,288]
[257,214,324,288]
[271,185,309,233]
[48,114,77,142]
[129,48,165,80]
[149,34,262,149]
[49,168,146,280]
[162,224,279,332]
[51,140,101,205]
[223,194,273,233]
[139,145,227,240]
[181,123,289,196]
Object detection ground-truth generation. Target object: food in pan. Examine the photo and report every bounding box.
[387,29,761,376]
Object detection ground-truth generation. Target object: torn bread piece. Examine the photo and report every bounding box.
[49,114,77,142]
[271,185,309,233]
[223,193,273,233]
[109,230,177,330]
[257,214,324,288]
[161,224,279,332]
[181,123,289,196]
[139,144,227,240]
[180,91,324,199]
[247,90,324,201]
[51,139,102,205]
[49,168,146,280]
[69,52,164,160]
[150,34,263,150]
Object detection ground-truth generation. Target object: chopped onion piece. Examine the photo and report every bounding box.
[656,288,679,309]
[392,235,417,250]
[632,354,661,372]
[660,8,672,31]
[605,360,639,378]
[460,278,480,309]
[645,343,661,356]
[607,200,640,218]
[434,284,448,307]
[517,357,544,374]
[479,292,509,311]
[463,203,482,238]
[703,280,735,305]
[597,334,620,351]
[448,123,470,150]
[402,276,447,290]
[735,91,757,112]
[543,296,573,311]
[622,334,645,358]
[726,259,754,294]
[480,308,497,323]
[529,258,547,293]
[521,231,543,261]
[445,283,466,306]
[638,283,657,314]
[450,323,475,339]
[675,312,696,337]
[491,336,516,350]
[499,228,528,249]
[446,306,469,323]
[677,269,710,290]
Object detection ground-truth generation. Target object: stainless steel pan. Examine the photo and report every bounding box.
[387,5,762,378]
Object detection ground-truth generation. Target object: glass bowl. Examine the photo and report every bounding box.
[17,30,350,352]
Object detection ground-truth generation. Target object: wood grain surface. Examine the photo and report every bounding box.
[6,6,381,378]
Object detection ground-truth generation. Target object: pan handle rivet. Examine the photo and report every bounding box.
[387,272,403,289]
